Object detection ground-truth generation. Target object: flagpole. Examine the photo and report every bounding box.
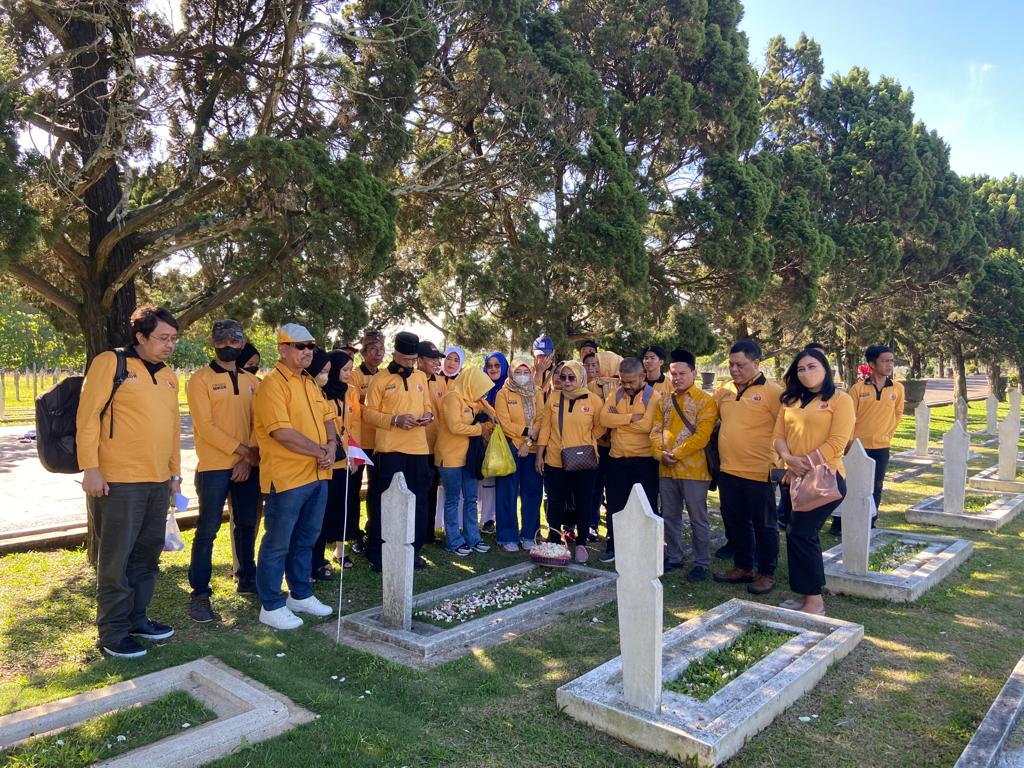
[336,439,351,643]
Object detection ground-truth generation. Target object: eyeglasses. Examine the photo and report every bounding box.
[152,334,178,344]
[558,374,576,382]
[290,342,317,351]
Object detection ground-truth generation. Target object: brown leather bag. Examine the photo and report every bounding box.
[558,395,598,472]
[788,449,842,512]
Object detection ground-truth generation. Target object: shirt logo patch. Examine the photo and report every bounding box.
[416,384,424,392]
[890,393,897,400]
[213,383,227,391]
[508,399,518,406]
[385,384,397,392]
[752,394,763,402]
[165,380,175,389]
[582,406,591,413]
[818,402,830,410]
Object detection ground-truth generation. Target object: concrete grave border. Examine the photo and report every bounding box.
[891,447,979,466]
[0,657,314,767]
[907,492,1024,531]
[556,598,863,768]
[325,561,616,668]
[822,528,973,602]
[954,654,1024,767]
[969,465,1024,494]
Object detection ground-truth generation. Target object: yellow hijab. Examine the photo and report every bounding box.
[559,359,589,398]
[453,366,494,403]
[596,350,622,379]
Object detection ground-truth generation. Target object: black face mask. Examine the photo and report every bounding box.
[243,364,260,375]
[215,346,243,363]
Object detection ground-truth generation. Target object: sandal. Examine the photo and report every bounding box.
[341,555,354,569]
[779,598,804,610]
[313,564,336,581]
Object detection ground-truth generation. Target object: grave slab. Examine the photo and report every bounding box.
[907,493,1024,531]
[969,466,1024,494]
[822,528,973,602]
[326,561,616,668]
[955,654,1024,768]
[891,447,980,465]
[0,657,314,767]
[556,599,863,768]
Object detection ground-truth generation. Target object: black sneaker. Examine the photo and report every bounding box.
[686,566,710,582]
[481,520,496,534]
[413,555,428,569]
[130,620,174,641]
[599,549,615,564]
[714,543,734,560]
[453,545,473,557]
[350,538,366,555]
[190,596,214,623]
[829,518,842,536]
[101,636,147,659]
[663,559,684,573]
[236,579,257,595]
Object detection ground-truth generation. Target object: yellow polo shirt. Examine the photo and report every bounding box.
[849,378,905,449]
[773,391,856,476]
[538,391,605,469]
[600,385,662,459]
[363,366,434,455]
[186,363,259,472]
[715,374,783,482]
[349,362,379,450]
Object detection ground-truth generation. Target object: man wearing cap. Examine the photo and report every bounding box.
[333,339,359,355]
[417,340,447,544]
[642,345,673,397]
[185,320,262,623]
[532,334,555,392]
[348,330,386,552]
[578,339,598,359]
[253,324,337,630]
[362,331,435,570]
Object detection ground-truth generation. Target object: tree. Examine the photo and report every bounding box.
[1,1,405,361]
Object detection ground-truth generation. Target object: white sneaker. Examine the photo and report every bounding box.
[259,605,304,630]
[287,594,333,617]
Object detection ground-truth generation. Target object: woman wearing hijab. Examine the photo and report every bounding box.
[477,352,509,532]
[238,342,261,377]
[589,351,622,538]
[442,346,465,382]
[536,359,605,562]
[494,356,545,551]
[436,368,495,556]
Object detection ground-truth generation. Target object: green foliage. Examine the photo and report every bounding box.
[0,284,83,369]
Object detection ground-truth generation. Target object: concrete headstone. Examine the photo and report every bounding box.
[1011,388,1022,426]
[943,422,969,515]
[998,414,1019,482]
[986,394,999,435]
[834,440,875,575]
[612,483,664,714]
[915,402,931,457]
[381,472,416,630]
[954,397,968,430]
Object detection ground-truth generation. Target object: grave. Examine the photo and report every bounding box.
[556,486,863,767]
[970,414,1024,493]
[327,473,616,668]
[892,402,978,464]
[955,654,1024,767]
[975,394,999,437]
[0,657,314,767]
[1011,389,1022,427]
[831,440,874,574]
[955,396,969,429]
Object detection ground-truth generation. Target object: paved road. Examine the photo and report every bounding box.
[0,376,995,537]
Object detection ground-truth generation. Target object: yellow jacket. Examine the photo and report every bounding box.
[539,390,605,469]
[363,364,434,455]
[600,385,661,458]
[77,349,181,483]
[494,385,544,452]
[349,362,379,450]
[715,374,784,482]
[435,368,492,467]
[849,378,905,449]
[773,391,856,476]
[423,373,448,453]
[651,384,718,480]
[186,363,259,472]
[326,387,362,470]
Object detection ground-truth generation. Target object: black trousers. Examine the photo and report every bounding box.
[865,447,890,512]
[718,472,779,575]
[780,474,847,596]
[544,465,596,545]
[366,452,432,566]
[424,456,440,543]
[312,467,363,571]
[604,457,659,547]
[349,449,375,542]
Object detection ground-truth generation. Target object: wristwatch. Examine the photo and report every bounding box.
[170,475,182,483]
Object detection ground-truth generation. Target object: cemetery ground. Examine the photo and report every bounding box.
[0,401,1021,767]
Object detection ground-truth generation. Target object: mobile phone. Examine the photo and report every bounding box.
[769,468,787,484]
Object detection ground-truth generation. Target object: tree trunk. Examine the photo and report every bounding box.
[987,360,1005,402]
[951,341,968,402]
[842,347,857,389]
[937,352,945,379]
[733,318,748,342]
[909,349,922,379]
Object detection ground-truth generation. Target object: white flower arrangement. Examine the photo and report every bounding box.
[529,542,571,559]
[415,573,572,625]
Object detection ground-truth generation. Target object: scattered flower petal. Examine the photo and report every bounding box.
[798,716,812,723]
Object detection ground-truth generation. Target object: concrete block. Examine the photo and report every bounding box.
[0,657,314,766]
[822,529,973,602]
[969,466,1024,494]
[955,654,1024,767]
[556,599,863,767]
[326,562,616,668]
[891,448,980,466]
[907,493,1024,531]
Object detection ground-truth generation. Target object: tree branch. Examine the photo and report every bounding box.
[5,262,82,318]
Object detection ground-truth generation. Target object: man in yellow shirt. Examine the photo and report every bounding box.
[253,324,337,630]
[362,331,435,571]
[348,330,385,553]
[185,320,261,623]
[651,349,718,581]
[712,340,783,595]
[78,305,181,659]
[598,357,660,563]
[836,344,905,534]
[417,339,447,544]
[642,344,673,397]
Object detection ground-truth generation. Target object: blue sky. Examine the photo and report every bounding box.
[739,1,1024,178]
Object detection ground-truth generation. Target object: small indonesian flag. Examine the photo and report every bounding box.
[346,437,374,467]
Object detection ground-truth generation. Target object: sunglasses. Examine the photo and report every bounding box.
[290,342,317,351]
[558,373,576,381]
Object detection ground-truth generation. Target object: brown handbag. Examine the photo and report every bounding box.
[788,449,842,512]
[558,395,598,472]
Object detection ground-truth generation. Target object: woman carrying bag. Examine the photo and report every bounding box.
[536,360,605,563]
[773,348,855,615]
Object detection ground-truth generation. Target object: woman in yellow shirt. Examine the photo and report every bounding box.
[773,348,855,616]
[536,360,605,562]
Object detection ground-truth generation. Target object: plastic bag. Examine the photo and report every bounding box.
[482,424,516,478]
[164,509,184,552]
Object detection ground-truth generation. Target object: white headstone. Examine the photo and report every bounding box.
[834,440,875,576]
[1011,389,1022,430]
[954,397,968,430]
[915,402,931,457]
[613,484,664,714]
[986,394,999,435]
[381,472,416,630]
[998,414,1019,482]
[943,422,969,515]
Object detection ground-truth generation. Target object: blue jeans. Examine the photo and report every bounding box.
[495,446,543,546]
[189,468,261,597]
[439,466,481,550]
[256,480,327,610]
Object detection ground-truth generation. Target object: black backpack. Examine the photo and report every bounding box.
[35,349,129,473]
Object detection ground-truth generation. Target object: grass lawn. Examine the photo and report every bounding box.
[0,400,1022,767]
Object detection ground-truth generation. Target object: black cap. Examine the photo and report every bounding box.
[578,339,598,351]
[417,340,442,358]
[211,319,244,343]
[641,344,667,361]
[670,348,696,367]
[395,331,420,355]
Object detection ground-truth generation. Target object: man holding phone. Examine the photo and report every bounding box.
[362,332,436,571]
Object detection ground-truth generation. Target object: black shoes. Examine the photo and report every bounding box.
[130,620,174,641]
[714,543,735,559]
[190,596,214,623]
[687,566,710,582]
[101,636,148,659]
